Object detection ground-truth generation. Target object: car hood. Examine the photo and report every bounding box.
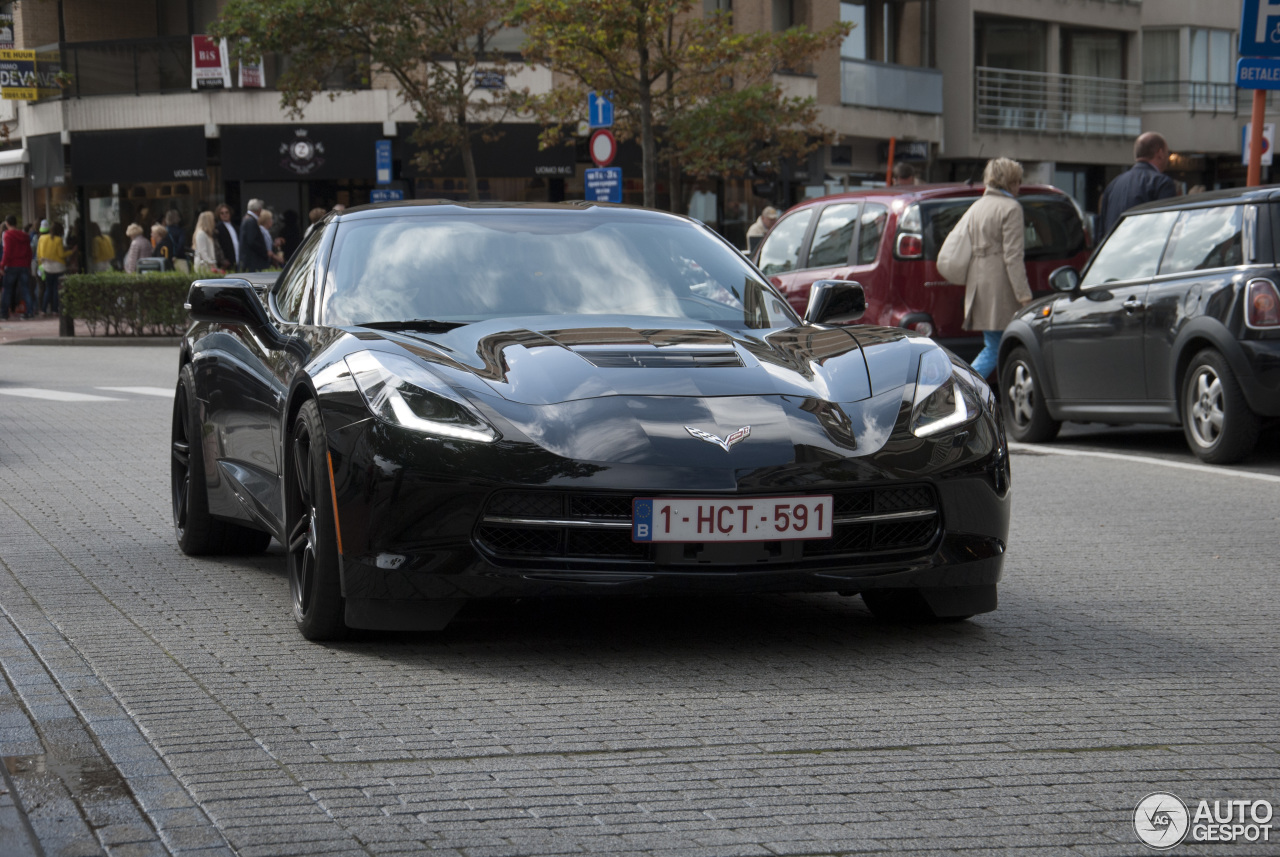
[352,316,928,406]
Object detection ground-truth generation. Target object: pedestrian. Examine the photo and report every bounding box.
[238,198,270,272]
[1,214,35,320]
[122,223,151,274]
[163,209,187,257]
[257,209,284,268]
[1097,131,1177,241]
[90,223,115,272]
[892,162,919,185]
[214,203,239,270]
[958,157,1034,382]
[150,223,177,270]
[745,206,779,253]
[31,220,45,307]
[36,222,68,316]
[193,211,219,273]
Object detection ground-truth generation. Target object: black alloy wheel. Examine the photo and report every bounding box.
[172,364,272,555]
[286,400,348,641]
[1181,349,1260,464]
[1000,347,1061,443]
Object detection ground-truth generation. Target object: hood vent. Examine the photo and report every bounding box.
[575,349,744,369]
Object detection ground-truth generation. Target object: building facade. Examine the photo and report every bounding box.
[0,0,1267,262]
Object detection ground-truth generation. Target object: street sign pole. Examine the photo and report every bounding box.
[1249,90,1268,186]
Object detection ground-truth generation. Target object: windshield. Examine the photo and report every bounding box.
[322,211,799,330]
[919,195,1086,262]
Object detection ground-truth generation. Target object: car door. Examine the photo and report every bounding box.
[756,207,816,313]
[1046,210,1179,402]
[1143,204,1247,406]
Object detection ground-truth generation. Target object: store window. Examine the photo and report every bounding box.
[82,174,223,272]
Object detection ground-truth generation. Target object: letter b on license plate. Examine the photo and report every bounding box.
[632,496,833,542]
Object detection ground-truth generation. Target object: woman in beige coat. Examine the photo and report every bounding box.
[961,157,1034,379]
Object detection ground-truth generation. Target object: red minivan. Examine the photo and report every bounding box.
[752,184,1092,359]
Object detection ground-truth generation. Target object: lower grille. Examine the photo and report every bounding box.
[476,485,940,563]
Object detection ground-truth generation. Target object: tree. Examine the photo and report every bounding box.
[211,0,519,201]
[515,0,847,210]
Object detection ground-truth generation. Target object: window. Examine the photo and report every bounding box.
[1081,211,1179,287]
[773,0,793,31]
[1063,30,1123,79]
[842,1,934,67]
[1190,28,1233,107]
[1143,30,1179,103]
[857,204,887,264]
[757,210,814,276]
[976,18,1046,72]
[1160,206,1244,275]
[703,0,732,14]
[807,204,859,268]
[274,229,325,322]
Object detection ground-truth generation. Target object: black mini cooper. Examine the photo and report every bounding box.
[998,186,1280,463]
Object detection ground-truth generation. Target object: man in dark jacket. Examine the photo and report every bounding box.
[1097,132,1177,241]
[237,198,270,272]
[1,214,35,319]
[214,203,239,269]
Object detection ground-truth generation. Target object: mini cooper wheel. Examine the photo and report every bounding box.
[1000,347,1060,443]
[172,364,271,555]
[1181,349,1260,464]
[286,400,348,641]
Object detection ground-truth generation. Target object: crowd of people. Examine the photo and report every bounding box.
[0,199,342,321]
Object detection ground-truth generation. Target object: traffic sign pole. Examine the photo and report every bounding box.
[1249,90,1267,186]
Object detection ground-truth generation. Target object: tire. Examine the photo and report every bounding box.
[285,400,348,641]
[172,364,272,556]
[1181,349,1260,464]
[861,589,971,623]
[1000,347,1060,443]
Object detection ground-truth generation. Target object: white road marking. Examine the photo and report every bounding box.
[96,386,174,398]
[0,388,123,403]
[1009,441,1280,484]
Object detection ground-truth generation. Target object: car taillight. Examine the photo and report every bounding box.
[1246,278,1280,328]
[896,233,923,258]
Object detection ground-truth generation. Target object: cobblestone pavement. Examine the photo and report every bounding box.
[0,345,1277,856]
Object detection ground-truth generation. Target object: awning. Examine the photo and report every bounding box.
[71,127,208,185]
[222,124,383,181]
[0,148,27,181]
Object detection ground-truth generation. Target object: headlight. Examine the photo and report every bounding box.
[345,350,499,443]
[910,348,974,437]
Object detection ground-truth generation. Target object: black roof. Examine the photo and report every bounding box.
[1124,183,1280,217]
[334,199,681,222]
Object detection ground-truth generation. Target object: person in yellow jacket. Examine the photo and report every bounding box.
[36,221,68,317]
[91,223,115,272]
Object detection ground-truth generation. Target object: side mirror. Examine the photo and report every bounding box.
[805,280,866,325]
[1048,266,1080,293]
[186,279,291,350]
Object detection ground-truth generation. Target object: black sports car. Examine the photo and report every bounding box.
[172,202,1011,640]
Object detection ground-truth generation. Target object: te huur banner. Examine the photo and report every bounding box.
[192,36,231,91]
[0,49,61,101]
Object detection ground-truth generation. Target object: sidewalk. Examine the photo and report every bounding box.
[0,316,179,346]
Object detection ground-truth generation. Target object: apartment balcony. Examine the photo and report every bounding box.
[975,67,1140,137]
[1143,81,1237,116]
[841,58,943,115]
[37,37,366,99]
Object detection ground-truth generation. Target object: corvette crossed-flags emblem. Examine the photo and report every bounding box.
[684,425,752,452]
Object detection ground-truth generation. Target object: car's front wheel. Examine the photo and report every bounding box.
[286,400,348,641]
[1181,349,1260,464]
[1000,347,1060,443]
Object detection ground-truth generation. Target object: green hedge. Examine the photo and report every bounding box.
[62,271,196,336]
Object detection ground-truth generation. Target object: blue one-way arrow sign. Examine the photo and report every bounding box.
[588,91,614,128]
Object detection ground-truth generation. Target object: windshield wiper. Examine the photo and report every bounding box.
[358,319,472,333]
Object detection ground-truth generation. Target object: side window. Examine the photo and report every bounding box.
[1159,206,1244,275]
[273,229,324,322]
[807,204,859,268]
[857,203,888,264]
[1081,211,1179,287]
[757,209,814,275]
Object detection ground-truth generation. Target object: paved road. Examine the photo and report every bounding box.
[1,344,1276,856]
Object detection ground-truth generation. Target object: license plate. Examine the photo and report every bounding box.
[632,496,833,543]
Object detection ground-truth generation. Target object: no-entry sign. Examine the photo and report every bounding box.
[590,130,617,168]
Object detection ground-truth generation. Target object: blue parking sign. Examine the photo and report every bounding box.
[588,91,614,128]
[1241,0,1280,58]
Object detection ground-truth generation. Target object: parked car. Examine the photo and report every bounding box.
[998,185,1280,464]
[753,184,1091,359]
[172,201,1012,640]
